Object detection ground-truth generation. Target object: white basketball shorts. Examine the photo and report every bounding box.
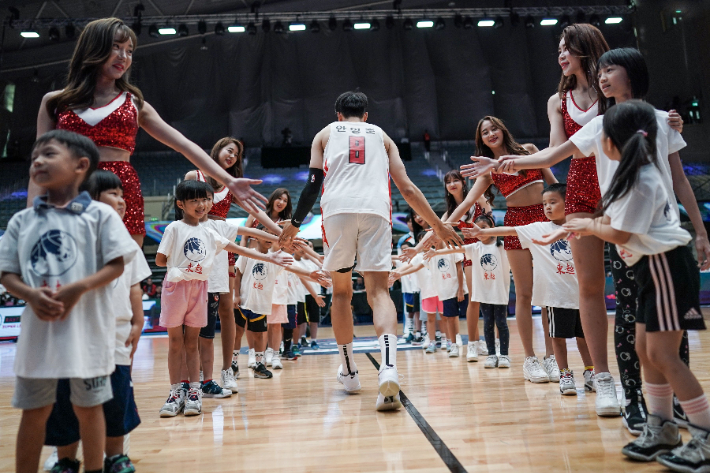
[322,213,392,273]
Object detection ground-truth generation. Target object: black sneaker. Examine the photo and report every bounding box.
[201,380,232,398]
[674,395,689,429]
[253,362,273,379]
[231,361,240,379]
[658,424,710,472]
[623,389,648,436]
[435,334,442,347]
[404,333,414,344]
[103,454,136,473]
[51,458,81,473]
[300,337,308,348]
[283,350,297,361]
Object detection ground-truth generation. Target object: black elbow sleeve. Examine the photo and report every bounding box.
[291,168,324,227]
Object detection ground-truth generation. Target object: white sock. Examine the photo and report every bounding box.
[379,334,397,369]
[436,330,441,338]
[421,321,427,334]
[338,342,357,374]
[415,331,421,338]
[255,351,264,364]
[680,394,710,430]
[189,381,200,391]
[404,317,413,335]
[646,382,674,421]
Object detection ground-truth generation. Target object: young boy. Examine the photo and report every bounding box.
[464,183,595,394]
[0,130,138,473]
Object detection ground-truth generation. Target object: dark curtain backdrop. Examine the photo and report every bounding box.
[6,22,635,156]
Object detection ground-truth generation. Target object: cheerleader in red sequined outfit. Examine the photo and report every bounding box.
[35,18,267,247]
[453,117,558,382]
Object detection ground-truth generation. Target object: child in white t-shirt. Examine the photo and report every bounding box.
[0,131,137,473]
[156,180,292,418]
[561,101,707,466]
[465,185,594,391]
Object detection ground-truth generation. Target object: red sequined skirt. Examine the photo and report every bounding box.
[97,161,145,235]
[503,203,546,250]
[565,156,601,215]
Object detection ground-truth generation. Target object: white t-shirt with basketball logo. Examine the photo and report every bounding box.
[236,255,286,316]
[299,257,322,296]
[273,268,289,305]
[464,241,511,305]
[515,221,579,309]
[410,254,436,300]
[202,219,239,293]
[158,220,231,283]
[321,121,391,222]
[424,252,467,301]
[286,270,303,305]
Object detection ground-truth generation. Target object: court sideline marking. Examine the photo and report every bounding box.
[366,353,467,473]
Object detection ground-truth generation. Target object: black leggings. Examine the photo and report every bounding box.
[480,303,509,356]
[609,245,690,398]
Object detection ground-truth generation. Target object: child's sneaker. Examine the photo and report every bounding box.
[376,392,402,411]
[283,350,296,361]
[467,342,478,362]
[49,458,80,473]
[103,454,136,473]
[448,343,459,358]
[446,340,452,352]
[231,360,240,379]
[498,355,511,368]
[300,336,308,347]
[425,341,437,354]
[202,380,232,398]
[310,340,320,350]
[265,347,274,366]
[484,355,498,368]
[337,364,361,393]
[621,414,681,461]
[478,342,489,356]
[542,355,560,381]
[404,332,414,344]
[248,348,256,368]
[412,334,424,346]
[559,369,577,396]
[271,353,283,369]
[253,362,273,379]
[523,356,549,383]
[378,366,400,398]
[435,333,442,347]
[455,334,463,347]
[673,395,690,429]
[583,368,595,392]
[292,345,302,357]
[594,372,621,416]
[421,334,430,350]
[657,424,710,471]
[159,384,185,417]
[184,387,202,416]
[43,448,58,471]
[221,369,238,392]
[623,390,648,436]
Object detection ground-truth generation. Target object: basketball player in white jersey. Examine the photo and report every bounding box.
[280,91,461,411]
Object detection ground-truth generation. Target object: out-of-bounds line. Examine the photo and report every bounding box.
[365,352,467,473]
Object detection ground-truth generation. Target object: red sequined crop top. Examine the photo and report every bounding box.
[56,91,138,154]
[196,170,233,219]
[491,169,544,198]
[561,90,598,139]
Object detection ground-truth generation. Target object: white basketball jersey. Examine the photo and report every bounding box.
[321,121,391,222]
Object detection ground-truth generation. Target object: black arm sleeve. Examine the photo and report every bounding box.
[291,168,324,227]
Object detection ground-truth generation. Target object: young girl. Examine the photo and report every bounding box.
[561,100,708,469]
[426,213,511,368]
[35,18,267,246]
[157,180,292,417]
[43,170,150,473]
[490,48,703,423]
[446,117,558,381]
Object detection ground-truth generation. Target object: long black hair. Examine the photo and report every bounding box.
[599,100,658,215]
[597,48,649,113]
[409,208,424,243]
[174,179,213,221]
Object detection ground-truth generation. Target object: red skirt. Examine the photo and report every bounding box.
[503,203,546,250]
[98,161,145,235]
[457,204,483,267]
[565,156,601,215]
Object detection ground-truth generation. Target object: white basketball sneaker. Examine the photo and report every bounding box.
[378,366,400,398]
[448,343,459,358]
[265,347,274,367]
[336,365,361,393]
[594,372,621,416]
[221,369,238,393]
[247,348,256,368]
[455,334,463,348]
[542,355,560,382]
[467,342,478,362]
[523,356,550,383]
[376,392,402,411]
[271,353,283,370]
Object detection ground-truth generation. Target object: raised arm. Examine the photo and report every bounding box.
[446,176,493,224]
[496,141,580,174]
[563,217,631,246]
[462,224,517,239]
[224,242,293,267]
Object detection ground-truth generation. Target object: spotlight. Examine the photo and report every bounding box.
[510,12,520,27]
[403,18,414,30]
[328,17,337,31]
[200,37,208,51]
[289,22,306,31]
[159,26,176,35]
[371,18,380,31]
[309,19,320,32]
[148,24,159,37]
[343,19,353,32]
[354,21,371,30]
[605,17,623,24]
[576,11,586,24]
[48,26,60,41]
[463,16,473,29]
[198,20,207,35]
[228,24,245,33]
[589,14,601,27]
[262,19,271,32]
[525,15,535,28]
[454,13,463,28]
[559,15,571,29]
[417,20,434,28]
[540,18,558,26]
[386,15,395,29]
[478,19,495,27]
[21,30,39,38]
[65,23,76,39]
[274,21,284,34]
[215,22,225,35]
[177,24,189,36]
[435,18,445,30]
[247,22,257,34]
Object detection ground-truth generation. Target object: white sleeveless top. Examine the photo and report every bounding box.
[563,90,598,130]
[321,121,391,222]
[196,170,230,204]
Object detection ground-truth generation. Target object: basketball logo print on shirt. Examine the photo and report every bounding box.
[349,136,365,164]
[436,258,451,273]
[184,237,207,262]
[30,230,78,276]
[550,240,573,262]
[480,254,497,271]
[252,263,268,280]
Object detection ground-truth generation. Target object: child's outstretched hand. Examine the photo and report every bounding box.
[562,218,593,237]
[423,248,437,261]
[314,294,326,308]
[53,282,86,320]
[388,271,400,287]
[269,250,294,267]
[531,228,569,246]
[461,224,482,240]
[310,270,332,288]
[28,287,64,321]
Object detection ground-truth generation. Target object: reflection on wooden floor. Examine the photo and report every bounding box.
[1,314,708,472]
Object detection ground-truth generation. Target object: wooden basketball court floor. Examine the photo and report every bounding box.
[1,312,709,472]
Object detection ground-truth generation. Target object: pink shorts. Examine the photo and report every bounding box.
[159,279,208,328]
[268,304,288,324]
[421,296,443,314]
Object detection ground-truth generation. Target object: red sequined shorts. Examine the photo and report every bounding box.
[565,157,601,215]
[98,161,145,235]
[503,203,546,250]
